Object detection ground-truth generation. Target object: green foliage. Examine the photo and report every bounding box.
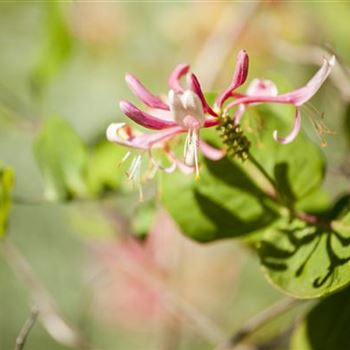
[31,2,73,94]
[161,156,279,242]
[33,117,128,202]
[248,106,325,201]
[258,208,350,299]
[290,286,350,349]
[0,165,14,238]
[33,117,89,201]
[86,140,126,197]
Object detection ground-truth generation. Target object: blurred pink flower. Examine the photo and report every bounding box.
[89,209,240,332]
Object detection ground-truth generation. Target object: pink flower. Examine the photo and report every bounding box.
[106,50,335,184]
[106,63,225,181]
[218,54,335,144]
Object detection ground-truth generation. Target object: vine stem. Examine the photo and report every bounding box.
[214,297,304,350]
[15,306,39,350]
[247,153,280,199]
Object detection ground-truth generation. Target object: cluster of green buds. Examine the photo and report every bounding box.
[216,114,250,161]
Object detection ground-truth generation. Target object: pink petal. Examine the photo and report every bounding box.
[204,118,220,128]
[166,149,194,175]
[225,56,335,110]
[106,123,183,150]
[148,148,177,173]
[168,63,190,93]
[125,74,169,110]
[246,79,278,97]
[187,73,218,116]
[273,108,302,144]
[120,100,177,130]
[278,55,335,106]
[199,140,225,160]
[233,104,245,125]
[216,49,249,107]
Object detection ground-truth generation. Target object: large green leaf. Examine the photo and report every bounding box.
[290,286,350,350]
[161,156,279,242]
[33,117,89,201]
[257,209,350,299]
[0,165,14,238]
[247,106,325,201]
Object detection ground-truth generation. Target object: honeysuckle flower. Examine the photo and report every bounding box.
[107,63,225,180]
[219,54,336,144]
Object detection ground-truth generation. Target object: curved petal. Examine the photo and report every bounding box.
[233,104,246,125]
[125,73,169,110]
[106,123,183,150]
[216,49,249,107]
[199,140,225,160]
[225,56,335,111]
[273,108,302,144]
[165,149,194,175]
[168,63,190,93]
[148,148,177,173]
[278,55,335,106]
[246,79,278,97]
[120,100,177,130]
[187,73,218,116]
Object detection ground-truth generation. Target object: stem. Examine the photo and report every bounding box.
[247,153,326,227]
[15,306,39,350]
[1,240,98,350]
[247,153,280,198]
[215,297,303,350]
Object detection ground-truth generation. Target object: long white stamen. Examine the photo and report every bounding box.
[184,128,200,177]
[118,151,131,167]
[136,159,144,202]
[128,154,142,180]
[184,129,191,158]
[147,162,159,180]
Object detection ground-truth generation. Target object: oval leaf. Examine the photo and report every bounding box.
[290,286,350,349]
[257,211,350,298]
[33,117,89,201]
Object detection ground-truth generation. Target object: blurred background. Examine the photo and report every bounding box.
[0,1,350,350]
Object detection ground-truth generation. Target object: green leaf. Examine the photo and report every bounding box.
[161,156,279,242]
[86,140,126,196]
[257,210,350,299]
[33,117,89,201]
[31,2,72,94]
[247,106,325,201]
[290,286,350,350]
[0,165,14,238]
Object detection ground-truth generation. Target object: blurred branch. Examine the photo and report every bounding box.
[193,1,259,89]
[15,306,39,350]
[1,240,99,350]
[271,40,350,102]
[215,297,303,350]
